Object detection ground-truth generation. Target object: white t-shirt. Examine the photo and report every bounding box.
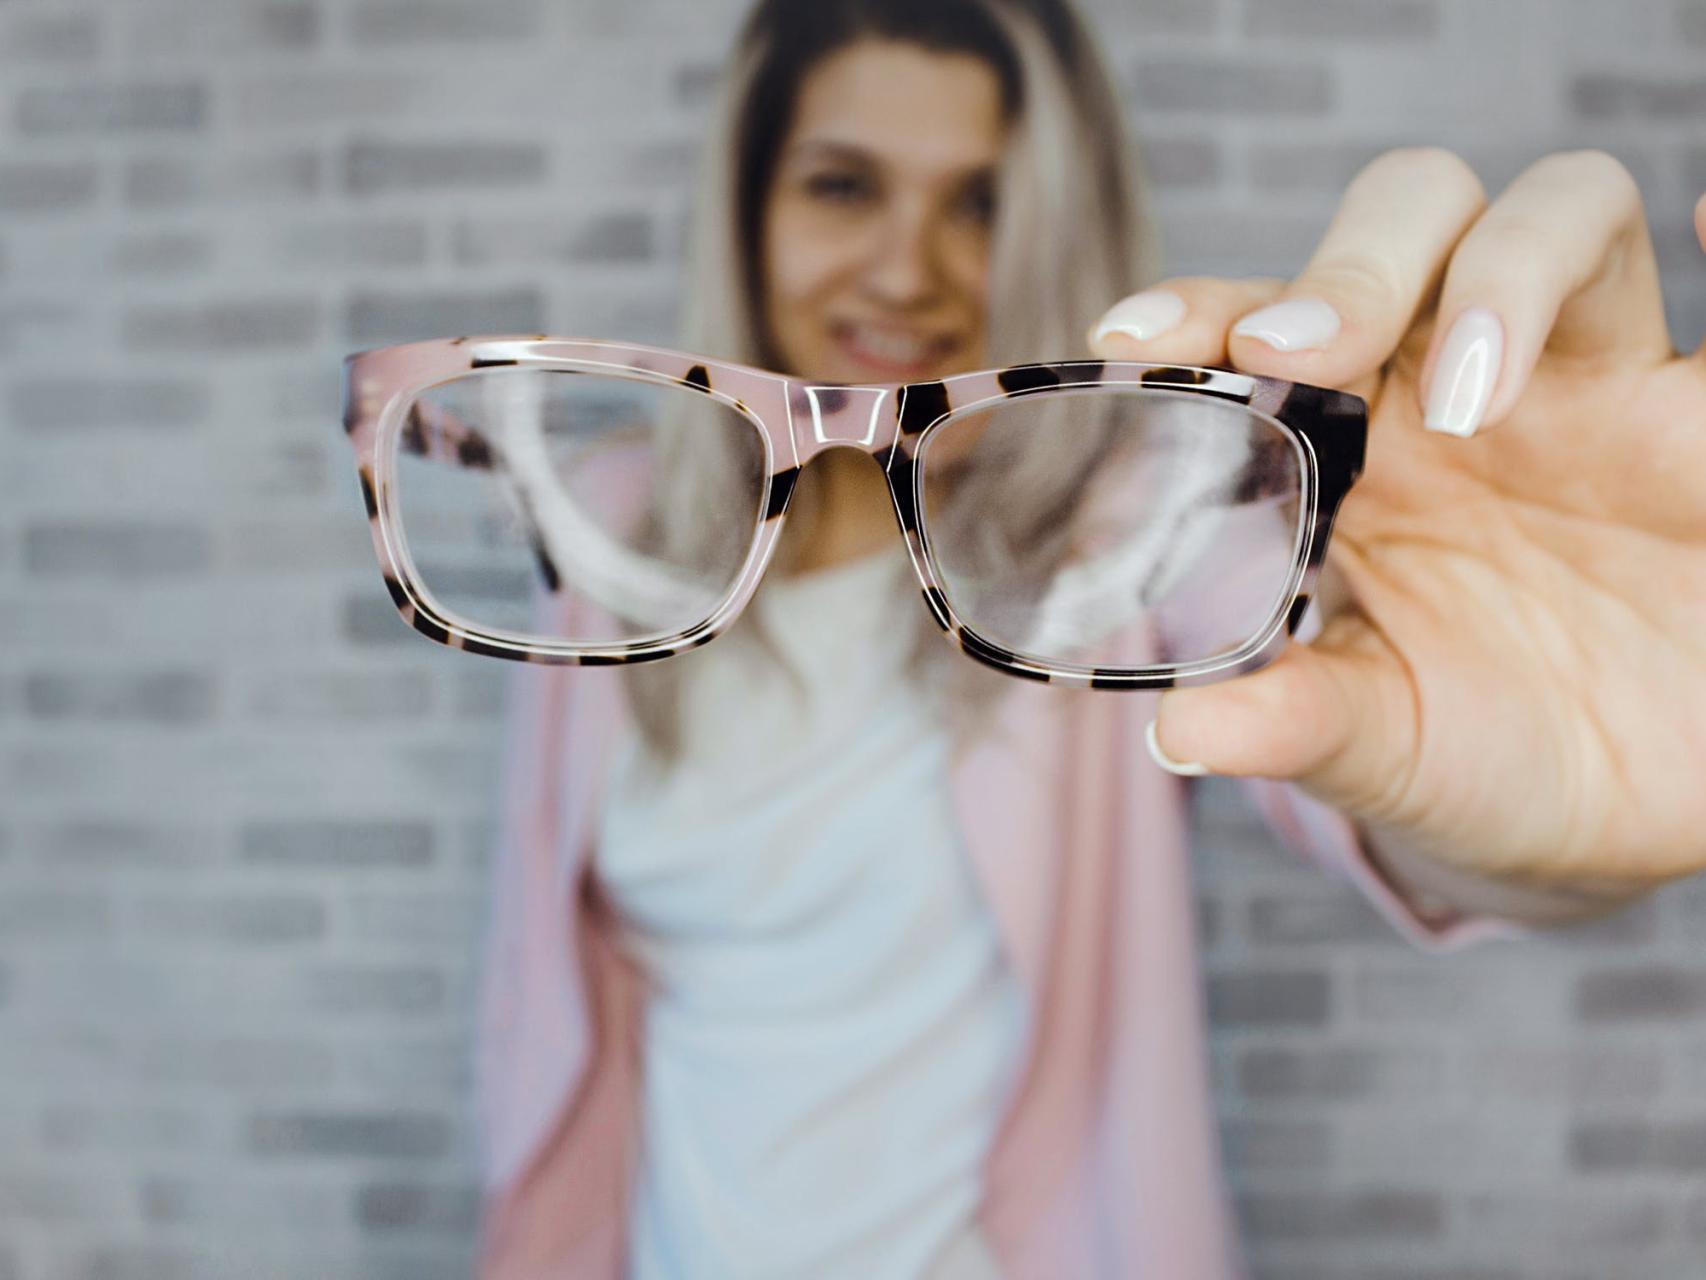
[594,544,1027,1280]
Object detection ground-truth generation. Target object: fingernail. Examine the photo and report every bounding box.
[1424,307,1503,439]
[1231,297,1341,352]
[1092,289,1187,344]
[1146,718,1212,778]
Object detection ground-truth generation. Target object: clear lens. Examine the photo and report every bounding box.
[918,387,1306,671]
[389,367,768,647]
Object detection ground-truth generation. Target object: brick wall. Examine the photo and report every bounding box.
[1,0,1703,1276]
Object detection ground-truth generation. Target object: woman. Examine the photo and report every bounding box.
[473,0,1706,1276]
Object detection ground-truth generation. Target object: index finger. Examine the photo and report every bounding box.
[1225,147,1487,394]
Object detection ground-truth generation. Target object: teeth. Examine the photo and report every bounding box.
[851,324,933,366]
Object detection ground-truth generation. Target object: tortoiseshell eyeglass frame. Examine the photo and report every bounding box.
[342,336,1366,691]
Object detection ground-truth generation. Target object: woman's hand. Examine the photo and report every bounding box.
[1090,147,1706,904]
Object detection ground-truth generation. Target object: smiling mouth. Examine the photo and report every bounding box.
[831,320,959,375]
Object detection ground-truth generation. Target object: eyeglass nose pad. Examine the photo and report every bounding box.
[792,384,902,460]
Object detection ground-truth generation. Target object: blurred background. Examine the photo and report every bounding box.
[1,0,1704,1277]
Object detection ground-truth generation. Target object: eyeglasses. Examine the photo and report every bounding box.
[340,336,1365,690]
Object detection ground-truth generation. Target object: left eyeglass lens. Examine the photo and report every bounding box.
[917,386,1308,673]
[388,367,769,648]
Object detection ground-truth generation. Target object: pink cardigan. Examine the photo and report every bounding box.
[474,633,1518,1279]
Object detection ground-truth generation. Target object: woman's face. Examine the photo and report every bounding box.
[759,39,1007,385]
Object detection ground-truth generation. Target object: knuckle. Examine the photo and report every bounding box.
[1309,255,1408,311]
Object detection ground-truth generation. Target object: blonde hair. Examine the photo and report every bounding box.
[627,0,1162,755]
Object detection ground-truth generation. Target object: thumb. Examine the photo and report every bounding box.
[1149,617,1417,818]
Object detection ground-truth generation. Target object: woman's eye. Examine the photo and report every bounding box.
[804,170,874,203]
[954,180,997,227]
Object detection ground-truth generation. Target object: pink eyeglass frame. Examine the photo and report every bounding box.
[341,335,1367,691]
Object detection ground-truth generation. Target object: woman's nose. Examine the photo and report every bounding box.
[862,206,940,306]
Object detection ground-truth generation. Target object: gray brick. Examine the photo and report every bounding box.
[0,890,110,939]
[7,377,209,431]
[1238,1189,1444,1239]
[139,1176,345,1228]
[39,1105,203,1154]
[1206,970,1331,1027]
[1686,0,1706,44]
[1219,1117,1332,1171]
[344,287,543,346]
[276,219,430,269]
[122,299,319,352]
[1466,1045,1664,1102]
[305,966,446,1016]
[30,821,217,872]
[1462,1191,1669,1253]
[228,519,374,573]
[1244,0,1438,40]
[16,84,206,135]
[125,2,320,57]
[24,522,211,576]
[1141,136,1223,189]
[240,819,434,869]
[1572,1118,1706,1171]
[124,150,321,206]
[135,1036,336,1091]
[1132,58,1333,114]
[133,893,327,945]
[248,1110,450,1160]
[232,69,428,127]
[454,668,508,718]
[356,1181,480,1232]
[1083,0,1219,34]
[1248,891,1396,945]
[346,1036,472,1093]
[349,894,479,947]
[414,563,531,603]
[1576,967,1706,1022]
[246,670,432,719]
[0,12,100,62]
[1247,139,1407,192]
[1239,1045,1443,1100]
[238,437,326,498]
[349,0,541,46]
[342,139,547,194]
[0,1171,91,1219]
[343,593,413,645]
[1258,1269,1523,1280]
[453,210,655,266]
[1350,967,1475,1022]
[1685,147,1706,202]
[1572,74,1706,119]
[24,671,214,724]
[0,161,99,214]
[110,231,216,275]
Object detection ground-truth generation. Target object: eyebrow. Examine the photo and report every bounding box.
[784,137,999,183]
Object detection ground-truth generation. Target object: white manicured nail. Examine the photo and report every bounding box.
[1231,297,1341,352]
[1093,290,1187,344]
[1145,718,1212,777]
[1423,307,1503,438]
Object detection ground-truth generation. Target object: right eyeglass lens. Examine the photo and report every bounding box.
[917,387,1308,672]
[389,366,769,649]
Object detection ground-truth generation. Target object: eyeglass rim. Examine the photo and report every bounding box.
[341,336,1367,689]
